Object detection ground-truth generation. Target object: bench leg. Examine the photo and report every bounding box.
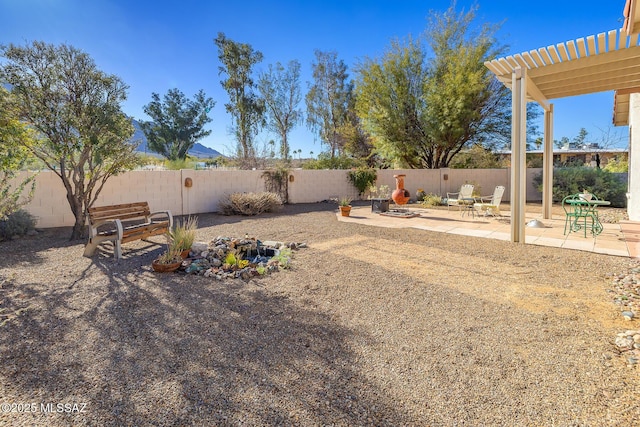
[83,239,98,257]
[114,240,123,259]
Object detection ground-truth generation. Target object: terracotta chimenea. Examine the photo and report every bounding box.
[392,174,410,205]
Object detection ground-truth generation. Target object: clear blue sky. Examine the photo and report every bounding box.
[0,0,631,157]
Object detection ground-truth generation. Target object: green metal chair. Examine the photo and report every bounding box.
[562,194,599,237]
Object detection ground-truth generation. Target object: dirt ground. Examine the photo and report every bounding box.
[0,202,638,426]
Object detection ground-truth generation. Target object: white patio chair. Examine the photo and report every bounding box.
[446,184,475,212]
[473,185,505,217]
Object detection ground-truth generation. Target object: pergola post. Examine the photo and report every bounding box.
[511,67,527,243]
[543,104,554,219]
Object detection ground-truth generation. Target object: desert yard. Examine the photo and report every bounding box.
[1,202,639,426]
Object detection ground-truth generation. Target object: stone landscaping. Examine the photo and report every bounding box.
[177,235,307,280]
[609,262,640,365]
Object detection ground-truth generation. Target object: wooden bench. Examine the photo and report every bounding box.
[83,202,173,259]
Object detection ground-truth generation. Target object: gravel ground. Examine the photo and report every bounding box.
[1,202,639,426]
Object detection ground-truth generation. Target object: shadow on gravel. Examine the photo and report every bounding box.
[0,254,412,425]
[0,227,81,267]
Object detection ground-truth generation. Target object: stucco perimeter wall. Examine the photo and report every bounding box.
[16,167,544,228]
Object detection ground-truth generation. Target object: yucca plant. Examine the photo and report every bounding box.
[167,216,198,253]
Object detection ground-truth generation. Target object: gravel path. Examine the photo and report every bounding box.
[1,202,639,426]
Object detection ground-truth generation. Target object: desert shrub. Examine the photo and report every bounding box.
[219,192,283,216]
[0,209,36,240]
[167,216,198,252]
[421,193,442,207]
[347,167,377,197]
[603,155,628,173]
[533,167,627,207]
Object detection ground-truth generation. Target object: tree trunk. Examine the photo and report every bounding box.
[66,192,87,240]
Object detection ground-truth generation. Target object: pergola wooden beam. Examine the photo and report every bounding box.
[485,27,640,242]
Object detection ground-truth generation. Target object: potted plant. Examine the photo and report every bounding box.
[152,245,183,272]
[338,196,352,217]
[167,216,198,258]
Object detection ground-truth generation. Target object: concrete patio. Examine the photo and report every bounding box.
[337,203,640,259]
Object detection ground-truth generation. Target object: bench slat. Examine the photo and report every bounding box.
[88,203,150,223]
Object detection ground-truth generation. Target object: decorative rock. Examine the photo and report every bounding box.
[191,242,209,253]
[262,240,282,248]
[615,336,634,349]
[633,334,640,343]
[622,311,635,320]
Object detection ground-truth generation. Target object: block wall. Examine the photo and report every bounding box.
[14,168,545,228]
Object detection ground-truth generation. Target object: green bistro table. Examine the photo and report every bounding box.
[562,195,610,237]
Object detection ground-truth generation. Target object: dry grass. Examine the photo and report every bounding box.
[219,192,283,216]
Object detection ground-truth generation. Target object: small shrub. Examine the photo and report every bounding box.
[347,167,377,197]
[219,192,283,216]
[421,193,442,207]
[603,155,628,173]
[167,216,198,252]
[338,196,352,206]
[272,247,293,269]
[0,209,36,240]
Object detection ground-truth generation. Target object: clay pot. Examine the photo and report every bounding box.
[391,174,410,205]
[151,259,181,273]
[339,206,352,217]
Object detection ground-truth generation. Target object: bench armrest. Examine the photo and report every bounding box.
[87,217,118,238]
[150,210,173,228]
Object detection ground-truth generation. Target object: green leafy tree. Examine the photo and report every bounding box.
[355,4,508,168]
[555,136,570,149]
[0,87,36,219]
[257,60,303,161]
[214,32,265,169]
[449,144,505,169]
[141,88,215,161]
[336,92,377,166]
[306,50,353,158]
[1,41,139,239]
[573,127,588,146]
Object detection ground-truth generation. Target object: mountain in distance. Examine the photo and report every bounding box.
[130,118,222,159]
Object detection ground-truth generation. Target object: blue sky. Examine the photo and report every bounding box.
[0,0,631,157]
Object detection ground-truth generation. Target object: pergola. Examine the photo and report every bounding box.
[484,26,640,242]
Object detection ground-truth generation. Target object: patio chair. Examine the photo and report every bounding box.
[562,193,600,237]
[473,185,505,217]
[446,184,475,212]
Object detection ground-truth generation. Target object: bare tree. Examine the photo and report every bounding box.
[257,60,303,162]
